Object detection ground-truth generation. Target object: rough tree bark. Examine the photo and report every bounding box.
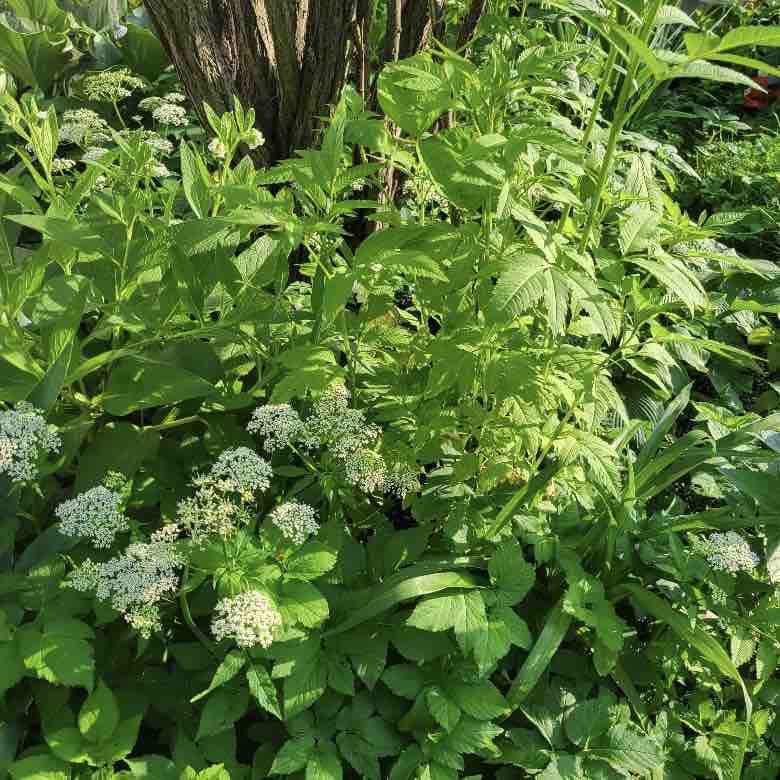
[145,0,359,164]
[146,0,444,162]
[145,0,484,164]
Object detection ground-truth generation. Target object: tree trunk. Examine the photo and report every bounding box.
[145,0,359,164]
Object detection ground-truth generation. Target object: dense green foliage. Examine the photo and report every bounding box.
[2,2,780,779]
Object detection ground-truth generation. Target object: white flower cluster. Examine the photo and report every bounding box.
[247,404,306,453]
[59,109,111,146]
[82,146,110,163]
[702,532,760,574]
[163,92,187,104]
[247,386,419,497]
[69,541,183,637]
[151,103,189,126]
[268,501,319,545]
[211,590,282,648]
[245,128,264,150]
[210,447,273,497]
[51,158,76,173]
[56,485,129,548]
[83,68,144,102]
[304,384,381,458]
[208,138,226,159]
[176,477,252,540]
[0,402,60,483]
[143,135,174,156]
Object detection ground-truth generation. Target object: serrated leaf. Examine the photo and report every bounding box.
[564,695,612,747]
[381,664,426,699]
[306,745,343,780]
[246,663,282,719]
[195,682,249,740]
[280,581,329,628]
[285,543,338,581]
[78,682,119,743]
[445,678,509,721]
[488,253,548,320]
[489,543,535,606]
[271,735,315,775]
[191,651,246,703]
[426,687,461,732]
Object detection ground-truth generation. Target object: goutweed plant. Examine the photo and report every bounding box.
[2,2,780,780]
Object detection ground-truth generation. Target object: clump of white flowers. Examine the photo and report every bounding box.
[247,385,419,497]
[0,402,60,483]
[151,102,189,127]
[143,135,174,156]
[268,501,319,545]
[59,109,111,146]
[163,92,187,104]
[701,532,760,574]
[344,449,388,494]
[303,384,381,458]
[211,590,282,648]
[56,484,129,548]
[83,68,144,102]
[247,404,305,453]
[210,447,273,497]
[245,128,264,150]
[51,158,76,173]
[176,476,252,540]
[82,146,111,163]
[68,541,183,637]
[176,448,272,540]
[208,138,226,159]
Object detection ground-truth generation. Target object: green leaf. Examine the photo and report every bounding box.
[446,676,509,721]
[17,618,95,690]
[564,695,612,747]
[381,664,426,700]
[507,601,571,708]
[246,663,282,720]
[620,584,752,736]
[378,54,451,136]
[326,570,481,638]
[489,544,535,606]
[306,745,343,780]
[119,21,169,80]
[488,253,548,320]
[285,543,338,582]
[74,423,160,493]
[78,681,120,743]
[283,658,327,719]
[589,723,665,775]
[191,651,246,704]
[124,755,179,780]
[0,21,71,92]
[102,357,216,415]
[195,682,249,741]
[407,591,489,661]
[271,735,315,775]
[426,686,461,732]
[666,60,759,90]
[279,581,329,628]
[9,753,69,780]
[180,143,211,219]
[0,638,26,696]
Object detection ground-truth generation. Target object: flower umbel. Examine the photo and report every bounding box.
[83,68,144,102]
[56,485,129,548]
[247,404,306,453]
[0,402,60,483]
[701,532,760,574]
[268,501,319,545]
[211,590,282,648]
[68,541,183,637]
[209,447,273,497]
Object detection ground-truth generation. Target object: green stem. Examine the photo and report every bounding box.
[578,0,665,253]
[179,569,218,656]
